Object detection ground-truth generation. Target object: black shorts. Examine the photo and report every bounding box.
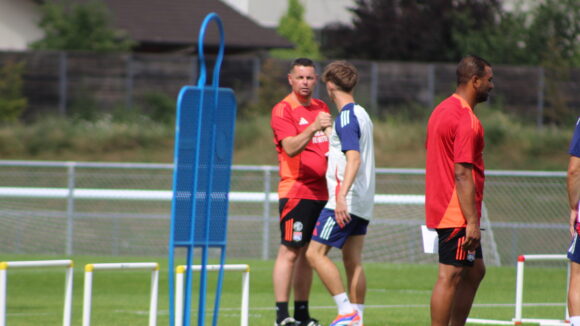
[279,198,326,247]
[437,228,483,267]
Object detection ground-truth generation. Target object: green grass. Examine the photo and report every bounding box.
[0,255,569,325]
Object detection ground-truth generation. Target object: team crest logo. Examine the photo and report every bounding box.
[293,221,303,232]
[293,232,303,242]
[293,221,303,242]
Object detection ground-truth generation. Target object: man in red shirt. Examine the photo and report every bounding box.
[425,55,494,326]
[270,58,331,326]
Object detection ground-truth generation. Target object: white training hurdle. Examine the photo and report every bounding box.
[0,259,74,326]
[514,254,569,326]
[82,262,159,326]
[468,254,570,326]
[175,264,250,326]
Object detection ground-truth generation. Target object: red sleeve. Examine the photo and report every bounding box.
[270,102,296,144]
[454,112,478,164]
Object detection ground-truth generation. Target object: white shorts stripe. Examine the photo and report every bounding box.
[569,233,578,255]
[320,218,335,240]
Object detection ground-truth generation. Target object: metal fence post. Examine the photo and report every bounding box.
[252,56,261,102]
[536,67,545,129]
[65,162,76,255]
[58,52,68,116]
[125,54,134,109]
[427,64,435,109]
[262,166,272,260]
[370,62,378,116]
[314,61,321,99]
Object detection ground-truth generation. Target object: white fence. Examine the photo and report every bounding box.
[0,161,569,266]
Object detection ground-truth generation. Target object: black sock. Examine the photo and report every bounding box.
[294,300,310,322]
[276,302,290,323]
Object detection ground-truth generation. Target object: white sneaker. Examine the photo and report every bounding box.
[275,317,297,326]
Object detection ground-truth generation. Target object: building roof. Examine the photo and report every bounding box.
[81,0,294,53]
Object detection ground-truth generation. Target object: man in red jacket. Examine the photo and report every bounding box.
[270,58,331,326]
[425,55,494,326]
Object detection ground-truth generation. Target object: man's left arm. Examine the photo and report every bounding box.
[455,163,480,251]
[335,150,361,227]
[453,114,482,251]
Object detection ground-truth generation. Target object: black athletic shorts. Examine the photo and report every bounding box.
[279,198,326,247]
[437,227,483,267]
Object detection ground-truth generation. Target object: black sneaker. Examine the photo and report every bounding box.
[296,318,322,326]
[275,317,297,326]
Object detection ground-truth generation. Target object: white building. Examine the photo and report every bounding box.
[220,0,355,29]
[0,0,292,53]
[0,0,43,51]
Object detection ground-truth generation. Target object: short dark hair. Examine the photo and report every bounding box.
[456,55,492,85]
[321,60,359,93]
[289,57,315,72]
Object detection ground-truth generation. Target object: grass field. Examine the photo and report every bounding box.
[0,255,570,326]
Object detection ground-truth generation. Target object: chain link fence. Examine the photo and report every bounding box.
[1,51,579,126]
[0,161,569,266]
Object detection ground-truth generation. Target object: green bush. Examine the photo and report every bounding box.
[0,115,173,161]
[68,87,100,121]
[0,61,27,123]
[140,92,175,125]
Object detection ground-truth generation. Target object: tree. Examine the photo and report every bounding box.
[271,0,322,60]
[31,0,134,52]
[452,0,580,66]
[453,0,580,124]
[320,0,502,62]
[524,0,580,66]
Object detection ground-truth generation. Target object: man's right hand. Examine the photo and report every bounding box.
[312,112,332,131]
[462,223,481,251]
[281,112,332,157]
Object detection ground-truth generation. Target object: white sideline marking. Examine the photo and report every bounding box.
[0,187,425,204]
[109,302,567,315]
[7,312,53,317]
[113,310,264,318]
[11,301,565,317]
[368,288,431,294]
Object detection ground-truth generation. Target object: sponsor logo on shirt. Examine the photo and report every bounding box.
[312,131,328,144]
[299,117,309,125]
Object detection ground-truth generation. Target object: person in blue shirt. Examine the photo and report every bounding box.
[306,61,375,326]
[567,116,580,326]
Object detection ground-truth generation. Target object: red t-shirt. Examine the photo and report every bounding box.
[270,93,330,200]
[425,94,485,228]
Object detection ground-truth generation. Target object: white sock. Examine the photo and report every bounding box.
[571,316,580,326]
[352,303,364,323]
[333,292,354,315]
